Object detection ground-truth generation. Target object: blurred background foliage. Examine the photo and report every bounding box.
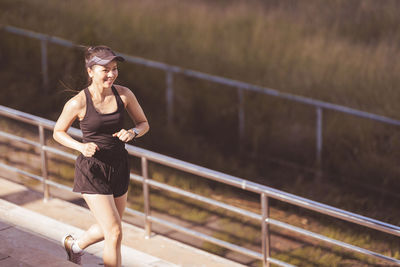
[1,0,400,227]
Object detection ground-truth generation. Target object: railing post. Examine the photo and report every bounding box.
[316,107,323,175]
[166,70,174,128]
[238,87,245,151]
[38,125,50,201]
[40,38,49,91]
[261,193,270,267]
[141,157,152,238]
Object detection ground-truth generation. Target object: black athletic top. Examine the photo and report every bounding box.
[80,86,125,150]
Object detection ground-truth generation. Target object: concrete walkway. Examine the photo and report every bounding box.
[0,217,77,267]
[0,198,178,267]
[0,176,246,267]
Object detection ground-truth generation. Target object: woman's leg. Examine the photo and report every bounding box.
[76,192,128,250]
[114,192,128,217]
[80,193,125,267]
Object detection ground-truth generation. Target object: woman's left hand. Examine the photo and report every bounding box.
[113,129,134,142]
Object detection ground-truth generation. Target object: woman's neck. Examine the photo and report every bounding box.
[88,84,113,99]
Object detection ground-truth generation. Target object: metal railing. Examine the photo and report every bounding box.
[0,105,399,266]
[3,24,400,172]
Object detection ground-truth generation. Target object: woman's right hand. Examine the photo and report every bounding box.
[80,142,99,157]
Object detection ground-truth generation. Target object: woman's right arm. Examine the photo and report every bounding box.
[53,96,98,156]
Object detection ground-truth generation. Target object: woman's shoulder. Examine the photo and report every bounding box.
[65,90,86,110]
[113,84,133,96]
[113,84,136,105]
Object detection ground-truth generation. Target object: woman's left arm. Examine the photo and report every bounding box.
[113,86,150,142]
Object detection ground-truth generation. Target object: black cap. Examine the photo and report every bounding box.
[86,49,125,68]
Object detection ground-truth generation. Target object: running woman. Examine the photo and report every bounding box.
[53,45,149,266]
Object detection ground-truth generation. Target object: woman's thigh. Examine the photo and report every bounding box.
[114,192,128,219]
[83,194,121,231]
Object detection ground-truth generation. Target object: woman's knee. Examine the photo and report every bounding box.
[104,223,122,243]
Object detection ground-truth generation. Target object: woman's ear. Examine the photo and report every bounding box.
[87,67,93,78]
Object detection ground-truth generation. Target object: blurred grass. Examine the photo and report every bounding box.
[2,0,400,113]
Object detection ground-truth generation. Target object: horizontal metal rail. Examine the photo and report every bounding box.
[0,105,56,129]
[1,105,400,266]
[0,131,40,148]
[147,178,262,221]
[0,162,44,182]
[268,219,400,265]
[1,25,75,48]
[0,105,81,136]
[43,146,78,161]
[2,24,400,126]
[124,145,400,238]
[148,215,263,260]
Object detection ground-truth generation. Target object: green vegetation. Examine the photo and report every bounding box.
[1,0,400,265]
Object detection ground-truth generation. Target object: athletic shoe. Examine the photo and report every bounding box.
[61,234,82,265]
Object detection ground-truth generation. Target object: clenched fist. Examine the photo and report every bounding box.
[80,142,99,157]
[113,129,135,142]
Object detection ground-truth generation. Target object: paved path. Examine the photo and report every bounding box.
[0,176,246,267]
[0,199,177,267]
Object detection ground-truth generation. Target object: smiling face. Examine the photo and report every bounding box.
[87,60,118,89]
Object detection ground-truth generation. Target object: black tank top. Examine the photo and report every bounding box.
[80,86,125,150]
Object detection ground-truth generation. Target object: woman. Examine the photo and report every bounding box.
[53,45,149,266]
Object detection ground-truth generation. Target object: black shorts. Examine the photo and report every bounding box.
[73,146,130,197]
